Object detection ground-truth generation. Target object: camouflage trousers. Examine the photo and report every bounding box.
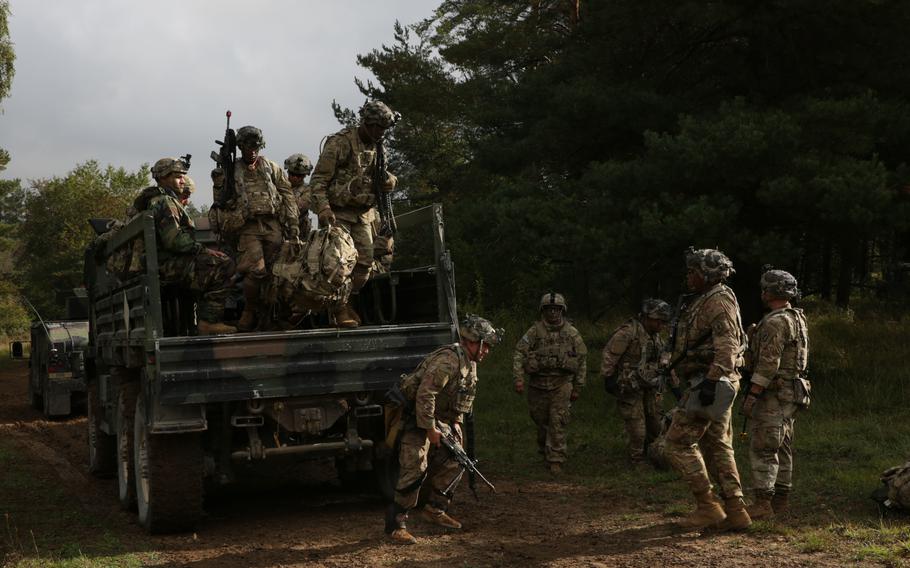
[665,382,744,498]
[235,217,284,279]
[749,380,799,495]
[335,216,374,293]
[394,424,463,511]
[160,248,235,323]
[527,381,573,464]
[616,387,662,461]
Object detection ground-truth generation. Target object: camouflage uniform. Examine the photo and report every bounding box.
[879,461,910,511]
[227,127,299,329]
[513,296,587,465]
[743,270,809,516]
[285,153,314,236]
[386,315,502,544]
[141,160,234,325]
[602,318,664,461]
[394,344,476,512]
[310,102,398,301]
[664,248,749,529]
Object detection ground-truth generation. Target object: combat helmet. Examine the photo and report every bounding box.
[151,157,189,180]
[236,126,265,149]
[685,247,735,282]
[284,153,313,176]
[760,269,800,300]
[359,101,400,129]
[539,292,567,312]
[459,314,503,346]
[641,298,671,321]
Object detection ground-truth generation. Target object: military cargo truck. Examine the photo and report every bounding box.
[26,319,89,417]
[84,204,458,533]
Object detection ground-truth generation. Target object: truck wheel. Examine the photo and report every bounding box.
[134,391,204,534]
[88,381,115,477]
[116,382,139,510]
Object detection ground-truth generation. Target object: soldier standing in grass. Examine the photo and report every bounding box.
[741,269,810,520]
[139,158,236,335]
[513,293,588,475]
[663,248,751,531]
[309,101,399,327]
[601,298,671,464]
[385,315,503,545]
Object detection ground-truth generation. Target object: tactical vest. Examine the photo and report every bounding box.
[617,319,662,388]
[235,158,280,218]
[752,307,809,378]
[526,321,581,375]
[673,284,745,377]
[326,128,378,211]
[399,344,477,416]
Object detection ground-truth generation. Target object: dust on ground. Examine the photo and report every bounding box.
[0,361,854,567]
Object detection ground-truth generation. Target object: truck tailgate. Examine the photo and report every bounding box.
[154,323,453,405]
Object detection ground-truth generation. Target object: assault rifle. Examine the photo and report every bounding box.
[437,422,495,499]
[655,292,708,402]
[372,140,397,237]
[210,110,237,207]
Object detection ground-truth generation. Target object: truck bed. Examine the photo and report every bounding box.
[154,323,453,405]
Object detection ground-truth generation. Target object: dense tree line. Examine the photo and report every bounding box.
[350,0,910,319]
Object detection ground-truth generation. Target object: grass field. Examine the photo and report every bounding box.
[472,298,910,565]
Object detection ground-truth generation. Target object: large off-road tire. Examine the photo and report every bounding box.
[87,380,115,477]
[116,380,139,510]
[134,391,204,534]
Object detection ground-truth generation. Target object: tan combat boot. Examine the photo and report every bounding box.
[771,491,790,516]
[747,491,774,521]
[678,490,726,529]
[332,303,360,328]
[713,496,753,531]
[197,320,237,335]
[419,505,462,529]
[237,309,257,331]
[389,527,418,545]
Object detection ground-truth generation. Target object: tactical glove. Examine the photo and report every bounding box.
[698,379,717,407]
[318,207,336,227]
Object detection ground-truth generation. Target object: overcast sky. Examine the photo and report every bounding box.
[0,0,434,206]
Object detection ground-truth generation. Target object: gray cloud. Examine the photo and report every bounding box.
[0,0,433,207]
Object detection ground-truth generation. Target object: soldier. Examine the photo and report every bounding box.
[227,126,300,331]
[284,153,314,236]
[513,293,588,474]
[180,175,195,206]
[741,269,810,520]
[309,100,399,327]
[141,158,236,335]
[664,247,751,531]
[385,315,503,545]
[601,298,671,464]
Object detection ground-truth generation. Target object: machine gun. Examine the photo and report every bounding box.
[437,421,495,499]
[210,110,237,207]
[372,140,397,237]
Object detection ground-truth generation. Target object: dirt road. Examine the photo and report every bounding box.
[0,361,852,567]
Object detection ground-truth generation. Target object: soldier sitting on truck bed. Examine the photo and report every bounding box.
[135,157,238,335]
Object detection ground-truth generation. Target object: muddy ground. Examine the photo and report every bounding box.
[0,361,854,567]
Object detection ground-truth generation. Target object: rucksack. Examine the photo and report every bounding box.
[269,225,357,311]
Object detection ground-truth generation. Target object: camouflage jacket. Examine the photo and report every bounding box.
[513,320,587,391]
[413,344,477,431]
[745,306,808,388]
[292,180,312,213]
[601,318,663,389]
[143,186,200,260]
[309,127,394,224]
[231,156,298,233]
[671,283,746,382]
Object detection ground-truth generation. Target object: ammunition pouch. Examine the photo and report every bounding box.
[685,377,736,422]
[793,376,812,409]
[524,356,540,374]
